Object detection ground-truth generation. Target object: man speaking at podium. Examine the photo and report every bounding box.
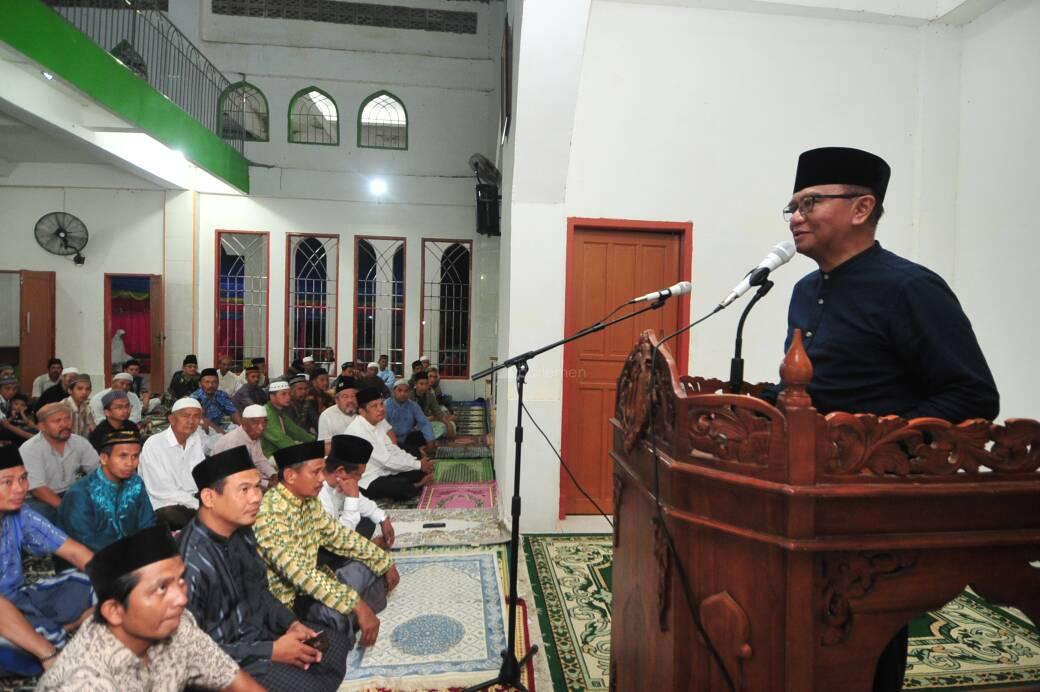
[771,147,1000,690]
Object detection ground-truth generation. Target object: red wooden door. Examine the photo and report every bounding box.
[562,221,690,515]
[19,271,55,394]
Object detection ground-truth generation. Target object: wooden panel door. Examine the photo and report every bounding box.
[19,271,55,394]
[562,221,690,515]
[149,275,165,389]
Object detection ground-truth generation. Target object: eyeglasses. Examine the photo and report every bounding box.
[782,193,863,222]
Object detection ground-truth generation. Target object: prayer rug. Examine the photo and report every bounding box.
[418,482,498,510]
[436,446,492,459]
[904,589,1040,689]
[441,435,489,447]
[340,545,514,691]
[388,509,511,549]
[375,496,420,511]
[524,534,1040,692]
[432,458,494,483]
[523,534,613,692]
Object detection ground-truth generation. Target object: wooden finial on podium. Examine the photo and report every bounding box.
[778,328,813,411]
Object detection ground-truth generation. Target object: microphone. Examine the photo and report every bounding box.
[718,240,796,308]
[630,281,693,304]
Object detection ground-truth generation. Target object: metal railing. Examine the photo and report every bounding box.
[43,0,243,154]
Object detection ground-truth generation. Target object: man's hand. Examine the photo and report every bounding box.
[272,629,321,669]
[286,621,316,639]
[338,476,360,497]
[384,565,400,593]
[380,519,395,548]
[419,458,434,474]
[354,601,381,647]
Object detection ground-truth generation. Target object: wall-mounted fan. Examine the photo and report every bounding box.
[468,153,502,186]
[35,212,88,265]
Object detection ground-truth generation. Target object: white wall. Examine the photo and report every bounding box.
[0,185,165,385]
[954,0,1040,420]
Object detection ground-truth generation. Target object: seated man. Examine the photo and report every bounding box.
[333,361,356,391]
[58,429,155,552]
[211,404,278,487]
[320,435,395,547]
[0,445,94,679]
[61,373,95,438]
[237,357,268,390]
[260,381,315,458]
[37,525,262,691]
[123,359,147,399]
[168,354,201,400]
[375,355,396,389]
[317,377,358,442]
[138,398,207,530]
[309,368,335,415]
[427,366,453,413]
[232,363,269,413]
[384,379,435,458]
[254,441,398,648]
[217,354,240,396]
[346,388,433,501]
[33,367,78,410]
[19,403,99,524]
[180,447,349,692]
[191,368,242,439]
[31,358,63,403]
[89,372,146,425]
[410,371,455,440]
[88,391,140,452]
[286,375,319,436]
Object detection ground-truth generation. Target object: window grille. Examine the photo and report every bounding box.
[355,237,405,375]
[216,231,268,370]
[287,235,338,370]
[211,0,477,35]
[420,240,471,378]
[358,91,407,150]
[289,87,339,145]
[220,82,269,142]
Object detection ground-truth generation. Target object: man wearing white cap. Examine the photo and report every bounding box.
[88,372,145,424]
[212,404,278,486]
[138,398,207,529]
[260,381,316,458]
[34,367,79,410]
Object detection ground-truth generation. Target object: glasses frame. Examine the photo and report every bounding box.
[783,193,865,222]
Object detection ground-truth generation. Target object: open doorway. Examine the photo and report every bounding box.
[104,274,163,393]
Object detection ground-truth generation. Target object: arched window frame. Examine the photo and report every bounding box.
[357,90,409,151]
[288,86,340,146]
[218,81,270,143]
[419,239,472,378]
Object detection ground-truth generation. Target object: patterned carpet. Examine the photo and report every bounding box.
[418,482,498,510]
[432,458,495,483]
[387,508,511,550]
[523,534,1040,692]
[340,545,516,691]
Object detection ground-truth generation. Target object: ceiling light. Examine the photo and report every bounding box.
[41,71,54,80]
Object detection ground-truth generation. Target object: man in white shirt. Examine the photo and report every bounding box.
[138,398,207,529]
[317,377,358,441]
[345,388,432,501]
[31,358,63,401]
[236,357,268,389]
[89,373,145,424]
[211,404,277,486]
[217,354,240,396]
[319,435,395,548]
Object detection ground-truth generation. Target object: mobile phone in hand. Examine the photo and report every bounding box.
[304,630,330,653]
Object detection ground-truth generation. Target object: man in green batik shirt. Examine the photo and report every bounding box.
[260,381,315,458]
[253,441,398,650]
[168,354,201,400]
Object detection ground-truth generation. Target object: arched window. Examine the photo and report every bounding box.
[355,237,406,373]
[420,240,471,378]
[287,235,338,369]
[358,91,408,150]
[215,231,269,371]
[289,87,339,145]
[219,82,269,142]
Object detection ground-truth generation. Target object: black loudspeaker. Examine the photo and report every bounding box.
[476,183,500,236]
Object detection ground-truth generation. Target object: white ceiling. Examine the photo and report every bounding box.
[0,109,108,165]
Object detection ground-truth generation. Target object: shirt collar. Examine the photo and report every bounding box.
[273,483,306,508]
[827,241,882,276]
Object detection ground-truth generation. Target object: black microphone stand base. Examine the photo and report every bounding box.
[463,643,539,692]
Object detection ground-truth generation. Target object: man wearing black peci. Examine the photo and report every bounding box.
[767,146,999,691]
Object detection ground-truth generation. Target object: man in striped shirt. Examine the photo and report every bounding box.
[253,440,398,648]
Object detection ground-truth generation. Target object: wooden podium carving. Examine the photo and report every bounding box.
[610,329,1040,691]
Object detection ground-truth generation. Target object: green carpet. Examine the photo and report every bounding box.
[432,457,495,482]
[523,534,1040,692]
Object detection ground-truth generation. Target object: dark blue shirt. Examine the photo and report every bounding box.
[777,242,998,422]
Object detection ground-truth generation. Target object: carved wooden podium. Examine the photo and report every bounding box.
[610,329,1040,691]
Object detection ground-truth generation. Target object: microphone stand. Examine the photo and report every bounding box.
[728,279,774,394]
[466,298,670,692]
